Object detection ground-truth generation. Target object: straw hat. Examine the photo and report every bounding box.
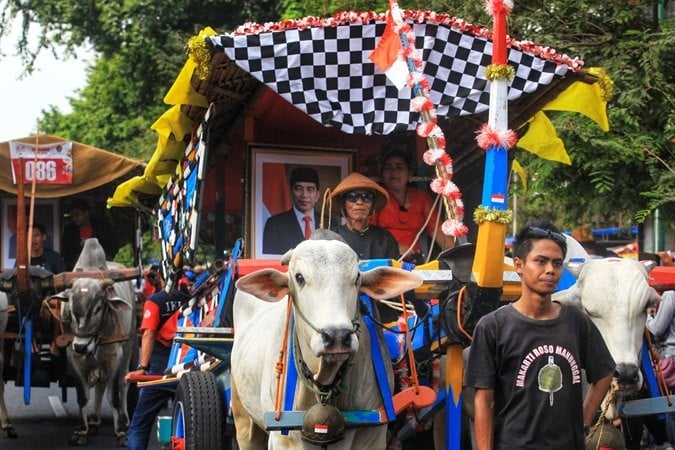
[330,172,389,214]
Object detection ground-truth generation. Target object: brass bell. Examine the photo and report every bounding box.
[301,403,345,446]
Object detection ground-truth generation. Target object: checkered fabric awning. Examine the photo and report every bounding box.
[208,12,573,136]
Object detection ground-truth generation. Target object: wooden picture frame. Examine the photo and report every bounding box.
[245,145,355,259]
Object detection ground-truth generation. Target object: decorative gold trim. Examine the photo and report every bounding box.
[186,35,211,80]
[587,67,614,103]
[473,206,512,225]
[484,64,515,81]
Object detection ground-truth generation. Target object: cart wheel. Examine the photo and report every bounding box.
[172,371,223,450]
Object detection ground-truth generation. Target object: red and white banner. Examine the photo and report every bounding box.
[9,141,73,185]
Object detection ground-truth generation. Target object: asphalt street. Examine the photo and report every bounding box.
[0,381,165,449]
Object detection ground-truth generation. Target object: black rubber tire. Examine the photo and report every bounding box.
[172,371,224,450]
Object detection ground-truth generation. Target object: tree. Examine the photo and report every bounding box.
[2,0,672,227]
[0,0,282,159]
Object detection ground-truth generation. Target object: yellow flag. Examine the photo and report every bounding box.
[517,112,572,165]
[543,81,609,132]
[511,159,527,191]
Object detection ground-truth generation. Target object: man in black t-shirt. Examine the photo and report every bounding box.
[465,220,615,450]
[25,223,65,274]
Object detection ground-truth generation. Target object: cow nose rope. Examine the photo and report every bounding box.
[585,382,620,449]
[290,291,359,337]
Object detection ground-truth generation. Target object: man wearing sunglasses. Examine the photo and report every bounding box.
[329,172,399,260]
[465,220,614,450]
[263,167,322,255]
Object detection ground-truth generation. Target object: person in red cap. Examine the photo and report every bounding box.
[125,269,195,450]
[263,166,322,255]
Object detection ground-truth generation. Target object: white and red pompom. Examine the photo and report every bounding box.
[484,0,514,17]
[442,219,469,237]
[475,123,518,150]
[424,148,446,165]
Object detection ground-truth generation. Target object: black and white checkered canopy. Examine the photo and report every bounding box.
[208,12,574,136]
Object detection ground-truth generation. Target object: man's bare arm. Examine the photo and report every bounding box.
[583,373,613,428]
[473,388,495,450]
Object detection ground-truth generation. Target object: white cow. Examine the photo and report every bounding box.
[53,238,136,446]
[553,257,660,419]
[230,232,422,450]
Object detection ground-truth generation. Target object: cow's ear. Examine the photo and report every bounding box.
[281,249,293,266]
[552,284,581,307]
[642,260,658,274]
[51,290,70,302]
[359,267,422,300]
[236,269,290,302]
[564,259,586,278]
[106,297,132,313]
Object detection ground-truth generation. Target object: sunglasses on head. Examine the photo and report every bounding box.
[526,226,567,247]
[343,191,375,203]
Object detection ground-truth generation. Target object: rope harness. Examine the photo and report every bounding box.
[273,293,360,416]
[40,285,131,352]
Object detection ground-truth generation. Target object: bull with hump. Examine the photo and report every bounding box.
[553,255,660,420]
[230,231,422,450]
[53,238,136,446]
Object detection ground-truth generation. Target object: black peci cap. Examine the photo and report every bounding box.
[290,167,319,187]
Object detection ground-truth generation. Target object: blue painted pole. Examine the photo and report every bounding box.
[24,317,32,405]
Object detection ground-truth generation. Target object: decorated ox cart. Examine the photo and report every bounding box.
[0,136,143,438]
[105,2,675,450]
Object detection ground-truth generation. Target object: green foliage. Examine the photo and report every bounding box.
[1,0,282,159]
[113,230,162,267]
[2,0,672,232]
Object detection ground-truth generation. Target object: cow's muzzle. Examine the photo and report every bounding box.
[72,335,97,354]
[614,362,641,391]
[320,327,356,356]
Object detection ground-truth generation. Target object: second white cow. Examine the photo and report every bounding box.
[231,233,422,450]
[553,257,660,419]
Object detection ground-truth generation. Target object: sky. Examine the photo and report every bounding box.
[0,27,92,143]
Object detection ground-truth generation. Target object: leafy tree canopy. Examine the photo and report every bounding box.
[1,0,672,229]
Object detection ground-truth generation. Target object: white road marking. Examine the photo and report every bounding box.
[48,395,67,417]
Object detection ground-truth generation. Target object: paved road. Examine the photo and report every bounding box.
[1,381,166,449]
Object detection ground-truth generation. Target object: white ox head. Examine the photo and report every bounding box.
[553,257,660,417]
[235,234,421,385]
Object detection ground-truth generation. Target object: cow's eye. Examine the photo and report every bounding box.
[295,273,305,286]
[355,273,360,285]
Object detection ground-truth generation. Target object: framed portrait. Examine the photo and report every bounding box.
[246,145,355,259]
[1,198,60,270]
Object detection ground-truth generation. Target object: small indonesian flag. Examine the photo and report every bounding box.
[491,193,506,204]
[314,424,329,434]
[369,1,408,89]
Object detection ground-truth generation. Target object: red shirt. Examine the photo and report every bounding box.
[79,224,94,240]
[140,294,181,348]
[371,186,440,253]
